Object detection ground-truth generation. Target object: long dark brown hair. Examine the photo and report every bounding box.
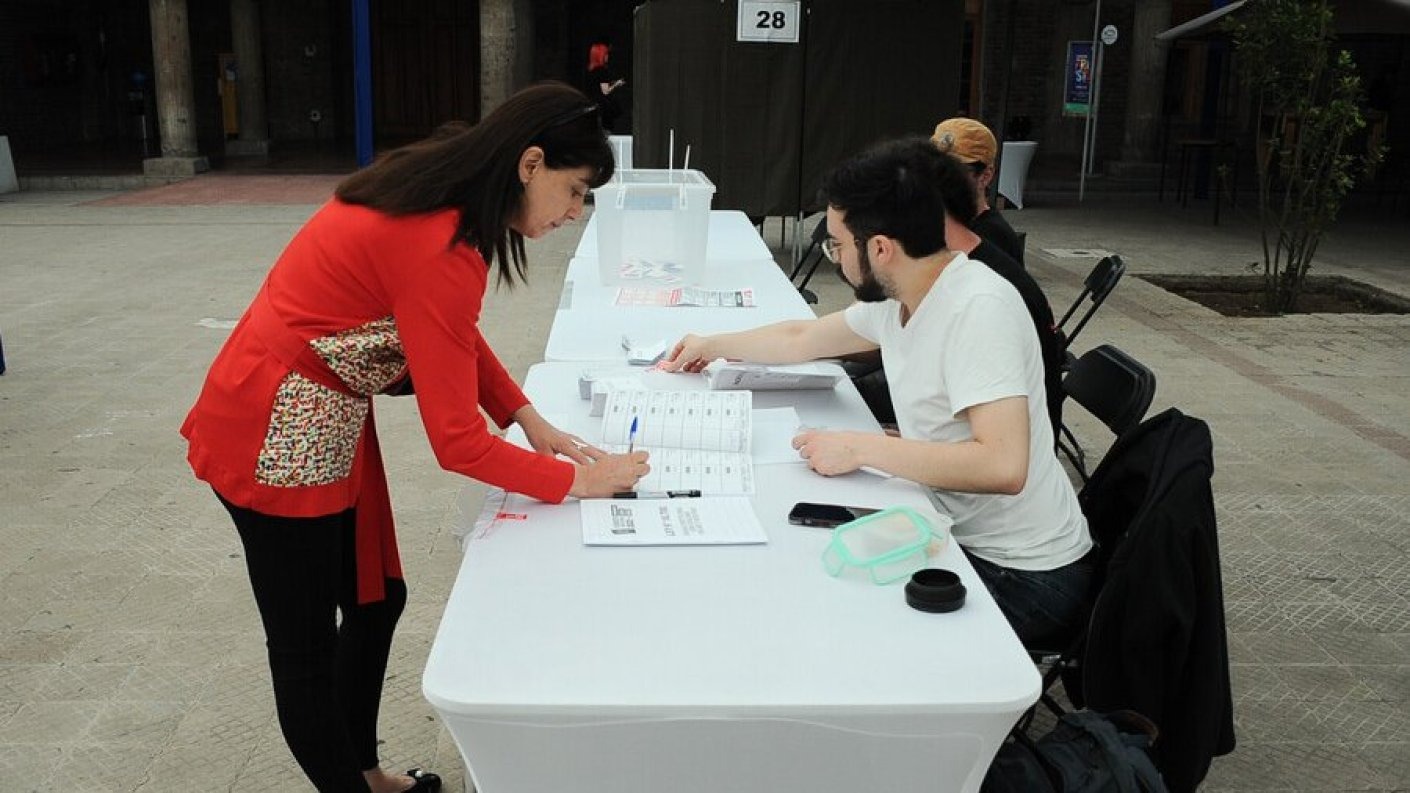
[336,81,615,285]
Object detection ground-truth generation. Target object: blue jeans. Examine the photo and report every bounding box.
[964,548,1095,649]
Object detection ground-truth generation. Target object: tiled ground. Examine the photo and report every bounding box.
[1,180,1407,791]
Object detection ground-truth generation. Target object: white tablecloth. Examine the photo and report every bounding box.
[424,212,1038,793]
[423,363,1040,793]
[546,255,814,362]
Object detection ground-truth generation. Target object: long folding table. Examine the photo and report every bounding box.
[423,213,1039,793]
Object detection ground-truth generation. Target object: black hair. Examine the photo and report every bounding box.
[934,151,981,226]
[336,81,614,286]
[818,136,951,259]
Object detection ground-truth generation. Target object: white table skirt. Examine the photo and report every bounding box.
[423,363,1040,793]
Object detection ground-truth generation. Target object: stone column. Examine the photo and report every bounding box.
[227,0,270,156]
[1110,0,1172,177]
[145,0,208,176]
[480,0,534,118]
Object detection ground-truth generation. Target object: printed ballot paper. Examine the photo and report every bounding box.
[581,497,767,546]
[601,389,755,494]
[614,286,756,308]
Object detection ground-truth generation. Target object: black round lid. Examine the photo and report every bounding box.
[905,568,966,613]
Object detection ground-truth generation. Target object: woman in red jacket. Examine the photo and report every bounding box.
[182,82,647,793]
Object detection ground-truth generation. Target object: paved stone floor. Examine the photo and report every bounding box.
[0,180,1406,791]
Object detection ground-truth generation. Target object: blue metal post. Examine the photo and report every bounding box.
[352,0,373,166]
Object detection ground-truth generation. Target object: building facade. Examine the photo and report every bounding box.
[1,0,1405,186]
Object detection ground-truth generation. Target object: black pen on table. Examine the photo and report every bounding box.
[611,490,703,499]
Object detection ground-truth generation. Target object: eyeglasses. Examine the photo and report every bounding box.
[822,235,867,264]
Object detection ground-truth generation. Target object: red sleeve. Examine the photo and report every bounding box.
[476,334,530,428]
[386,242,573,503]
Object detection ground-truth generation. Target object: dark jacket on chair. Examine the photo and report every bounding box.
[1079,408,1235,793]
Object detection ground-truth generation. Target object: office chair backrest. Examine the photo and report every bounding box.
[1057,255,1126,350]
[1063,344,1156,438]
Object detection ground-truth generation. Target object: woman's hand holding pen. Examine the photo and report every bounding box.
[569,448,651,499]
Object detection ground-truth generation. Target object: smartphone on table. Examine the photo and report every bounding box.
[787,502,881,528]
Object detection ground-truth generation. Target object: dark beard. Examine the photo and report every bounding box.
[850,244,888,303]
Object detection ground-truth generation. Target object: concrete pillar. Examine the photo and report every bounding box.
[1113,0,1172,174]
[227,0,270,156]
[480,0,535,118]
[145,0,209,176]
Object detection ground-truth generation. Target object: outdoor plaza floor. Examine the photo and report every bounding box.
[0,178,1407,791]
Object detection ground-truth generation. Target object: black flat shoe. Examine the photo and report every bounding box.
[403,768,442,793]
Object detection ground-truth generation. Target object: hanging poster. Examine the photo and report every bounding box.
[1064,41,1094,116]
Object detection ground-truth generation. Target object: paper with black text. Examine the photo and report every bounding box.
[601,390,755,494]
[581,497,767,546]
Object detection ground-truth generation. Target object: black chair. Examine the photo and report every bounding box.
[1070,409,1234,791]
[788,218,830,304]
[1022,405,1198,741]
[1024,346,1155,727]
[1057,344,1156,483]
[1055,255,1126,368]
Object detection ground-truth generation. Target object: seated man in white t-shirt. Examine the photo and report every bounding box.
[661,137,1093,646]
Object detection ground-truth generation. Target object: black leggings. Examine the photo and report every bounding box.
[218,493,407,793]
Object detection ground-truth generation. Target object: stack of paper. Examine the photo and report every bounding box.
[601,389,755,494]
[702,360,845,391]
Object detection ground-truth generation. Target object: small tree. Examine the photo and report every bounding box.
[1226,0,1383,314]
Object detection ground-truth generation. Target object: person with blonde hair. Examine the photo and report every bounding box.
[933,117,1025,266]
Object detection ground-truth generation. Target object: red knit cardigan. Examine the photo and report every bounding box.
[182,200,574,602]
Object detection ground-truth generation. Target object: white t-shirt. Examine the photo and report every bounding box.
[844,253,1091,571]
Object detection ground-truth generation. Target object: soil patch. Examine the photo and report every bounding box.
[1139,274,1410,317]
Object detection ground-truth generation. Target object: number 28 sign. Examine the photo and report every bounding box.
[737,1,801,44]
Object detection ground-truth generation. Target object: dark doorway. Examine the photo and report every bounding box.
[372,0,480,143]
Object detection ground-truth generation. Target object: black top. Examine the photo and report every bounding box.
[588,65,623,131]
[968,239,1063,436]
[972,208,1024,268]
[1080,409,1235,793]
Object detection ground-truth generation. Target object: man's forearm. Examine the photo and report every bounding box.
[856,434,1028,495]
[706,320,817,363]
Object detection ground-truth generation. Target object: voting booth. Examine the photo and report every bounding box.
[631,0,963,217]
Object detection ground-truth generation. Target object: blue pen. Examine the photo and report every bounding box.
[627,416,639,453]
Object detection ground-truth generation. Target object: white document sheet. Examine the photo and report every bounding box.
[581,497,767,546]
[614,287,756,308]
[602,390,756,494]
[751,407,805,466]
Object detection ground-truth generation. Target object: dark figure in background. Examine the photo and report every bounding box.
[588,42,626,133]
[933,117,1025,267]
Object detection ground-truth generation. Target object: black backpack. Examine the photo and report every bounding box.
[982,710,1168,793]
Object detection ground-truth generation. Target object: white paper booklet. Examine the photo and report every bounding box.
[581,497,767,545]
[614,286,756,308]
[702,359,845,391]
[601,390,755,494]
